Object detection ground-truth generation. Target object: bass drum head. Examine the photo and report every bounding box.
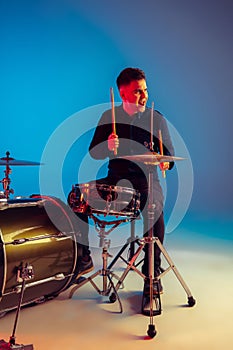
[0,196,78,314]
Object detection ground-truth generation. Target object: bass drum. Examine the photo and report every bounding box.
[0,195,78,315]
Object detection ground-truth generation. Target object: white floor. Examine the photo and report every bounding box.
[0,230,233,350]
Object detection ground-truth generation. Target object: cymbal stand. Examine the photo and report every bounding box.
[69,212,135,313]
[0,263,34,350]
[0,152,14,199]
[143,164,158,337]
[107,164,196,338]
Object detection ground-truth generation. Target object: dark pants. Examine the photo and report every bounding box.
[67,190,90,258]
[103,172,165,276]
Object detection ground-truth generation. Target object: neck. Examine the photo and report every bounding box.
[122,103,138,116]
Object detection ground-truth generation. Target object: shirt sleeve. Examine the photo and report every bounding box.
[89,110,113,160]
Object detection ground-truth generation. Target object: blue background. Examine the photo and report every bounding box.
[0,0,232,238]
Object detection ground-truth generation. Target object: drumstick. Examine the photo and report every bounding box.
[150,102,154,151]
[110,87,117,155]
[158,129,166,178]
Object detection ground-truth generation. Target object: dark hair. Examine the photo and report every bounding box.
[116,67,146,89]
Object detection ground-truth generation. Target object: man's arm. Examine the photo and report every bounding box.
[89,110,113,160]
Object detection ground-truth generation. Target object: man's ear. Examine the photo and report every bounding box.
[119,87,126,101]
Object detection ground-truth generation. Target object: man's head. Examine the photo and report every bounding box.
[116,67,148,115]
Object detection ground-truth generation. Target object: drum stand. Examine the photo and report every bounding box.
[69,212,136,312]
[0,152,14,199]
[106,165,196,338]
[0,263,34,350]
[0,151,41,199]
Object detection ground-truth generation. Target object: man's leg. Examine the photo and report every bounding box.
[141,212,164,276]
[140,179,164,294]
[67,187,94,283]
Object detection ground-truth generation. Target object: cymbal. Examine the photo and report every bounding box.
[119,152,185,165]
[0,154,42,166]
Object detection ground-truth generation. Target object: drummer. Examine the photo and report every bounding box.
[89,67,175,295]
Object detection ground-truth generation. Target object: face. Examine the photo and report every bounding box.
[119,79,148,115]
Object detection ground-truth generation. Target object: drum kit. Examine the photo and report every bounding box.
[0,150,196,346]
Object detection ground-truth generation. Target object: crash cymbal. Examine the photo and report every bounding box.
[0,152,42,166]
[119,152,185,165]
[0,159,42,166]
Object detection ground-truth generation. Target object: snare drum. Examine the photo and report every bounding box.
[0,196,78,314]
[68,182,140,217]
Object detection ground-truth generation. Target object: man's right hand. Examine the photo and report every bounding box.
[108,133,119,153]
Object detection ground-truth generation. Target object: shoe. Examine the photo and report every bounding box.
[142,277,163,316]
[67,256,94,288]
[143,278,163,295]
[77,255,94,278]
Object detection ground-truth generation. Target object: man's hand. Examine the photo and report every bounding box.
[159,162,170,171]
[108,133,119,152]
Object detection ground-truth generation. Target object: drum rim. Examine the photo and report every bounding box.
[0,230,6,302]
[74,183,139,195]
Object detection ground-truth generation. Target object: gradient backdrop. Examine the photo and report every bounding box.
[0,0,232,241]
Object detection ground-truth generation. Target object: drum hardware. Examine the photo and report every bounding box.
[90,212,132,248]
[110,153,196,338]
[0,263,34,350]
[12,273,66,295]
[69,212,138,312]
[4,232,73,246]
[0,151,42,199]
[68,183,143,310]
[105,210,144,271]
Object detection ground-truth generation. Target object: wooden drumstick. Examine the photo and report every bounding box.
[150,102,154,151]
[110,87,117,155]
[158,129,166,178]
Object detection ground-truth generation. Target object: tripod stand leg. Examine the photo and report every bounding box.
[69,241,124,313]
[107,240,130,270]
[107,219,140,271]
[155,237,196,306]
[106,274,123,312]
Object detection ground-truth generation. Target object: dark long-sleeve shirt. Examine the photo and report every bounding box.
[89,104,174,180]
